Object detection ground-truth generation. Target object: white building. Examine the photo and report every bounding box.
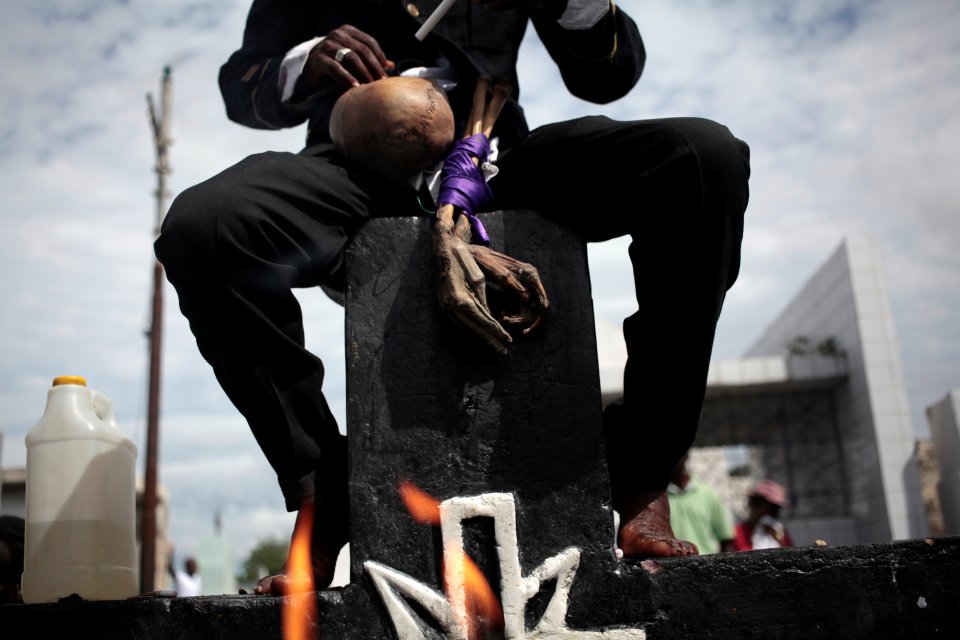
[598,236,930,546]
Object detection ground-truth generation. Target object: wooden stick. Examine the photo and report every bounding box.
[481,80,512,138]
[468,77,490,137]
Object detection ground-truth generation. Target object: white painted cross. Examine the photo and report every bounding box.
[365,491,645,639]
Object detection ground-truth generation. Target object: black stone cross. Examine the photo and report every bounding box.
[10,212,957,639]
[0,212,960,640]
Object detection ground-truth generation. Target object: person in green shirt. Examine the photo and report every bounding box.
[666,454,735,555]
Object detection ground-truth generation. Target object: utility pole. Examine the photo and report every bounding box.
[142,66,172,593]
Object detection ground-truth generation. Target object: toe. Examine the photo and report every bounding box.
[677,540,699,556]
[254,574,286,596]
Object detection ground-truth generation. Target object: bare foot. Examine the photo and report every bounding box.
[253,537,345,594]
[254,496,348,595]
[617,490,698,558]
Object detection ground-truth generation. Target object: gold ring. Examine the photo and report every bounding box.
[335,47,352,63]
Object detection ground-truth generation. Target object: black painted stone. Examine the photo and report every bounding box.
[344,211,620,635]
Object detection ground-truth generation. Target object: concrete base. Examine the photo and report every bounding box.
[3,537,958,638]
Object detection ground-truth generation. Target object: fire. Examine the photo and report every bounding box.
[399,480,504,638]
[444,546,505,639]
[399,478,441,524]
[282,499,317,640]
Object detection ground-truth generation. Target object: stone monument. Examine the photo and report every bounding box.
[344,210,644,638]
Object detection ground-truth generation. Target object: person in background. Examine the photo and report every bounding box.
[666,454,735,554]
[733,479,794,551]
[0,515,25,604]
[168,547,202,597]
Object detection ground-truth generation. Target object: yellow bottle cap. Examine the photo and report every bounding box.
[52,375,87,387]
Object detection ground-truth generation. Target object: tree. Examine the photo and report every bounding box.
[239,537,288,583]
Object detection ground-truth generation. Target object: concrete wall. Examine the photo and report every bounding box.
[746,237,927,542]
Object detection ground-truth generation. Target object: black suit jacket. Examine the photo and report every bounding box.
[219,0,644,148]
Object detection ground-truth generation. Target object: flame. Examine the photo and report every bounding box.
[399,480,504,639]
[399,479,441,525]
[282,499,317,640]
[444,547,505,639]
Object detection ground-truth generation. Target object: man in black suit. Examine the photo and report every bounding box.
[155,0,750,593]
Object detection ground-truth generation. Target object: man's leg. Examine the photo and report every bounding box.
[493,116,750,557]
[155,146,413,588]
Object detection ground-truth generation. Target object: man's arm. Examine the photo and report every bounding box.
[530,1,645,104]
[218,1,394,132]
[218,0,318,131]
[166,544,176,580]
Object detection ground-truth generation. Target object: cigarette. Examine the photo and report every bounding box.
[415,0,458,41]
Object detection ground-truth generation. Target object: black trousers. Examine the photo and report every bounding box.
[155,115,750,513]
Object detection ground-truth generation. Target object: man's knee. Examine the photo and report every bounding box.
[155,167,272,275]
[672,119,749,282]
[671,117,751,191]
[154,181,225,278]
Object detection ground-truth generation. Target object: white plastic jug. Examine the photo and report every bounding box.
[20,376,139,603]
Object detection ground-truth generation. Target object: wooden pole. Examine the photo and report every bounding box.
[142,66,172,593]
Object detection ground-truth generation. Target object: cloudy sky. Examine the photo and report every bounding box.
[2,0,958,583]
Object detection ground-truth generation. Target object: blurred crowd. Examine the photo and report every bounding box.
[667,455,794,555]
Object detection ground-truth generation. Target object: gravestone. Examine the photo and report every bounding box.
[344,211,643,637]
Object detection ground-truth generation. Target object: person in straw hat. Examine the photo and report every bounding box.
[733,479,794,551]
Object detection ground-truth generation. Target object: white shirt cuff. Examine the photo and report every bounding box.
[558,0,610,30]
[279,36,325,103]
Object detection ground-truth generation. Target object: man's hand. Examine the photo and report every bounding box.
[297,25,395,96]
